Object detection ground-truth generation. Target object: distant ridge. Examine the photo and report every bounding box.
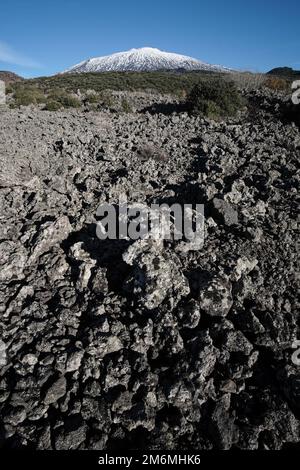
[267,67,300,79]
[0,71,23,84]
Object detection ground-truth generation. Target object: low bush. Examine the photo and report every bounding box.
[85,92,101,103]
[83,90,115,108]
[99,91,115,109]
[44,100,62,111]
[5,85,13,95]
[47,88,66,101]
[47,88,81,108]
[13,86,46,107]
[229,72,265,91]
[59,94,81,108]
[264,77,289,91]
[12,84,83,109]
[121,98,132,113]
[186,79,244,118]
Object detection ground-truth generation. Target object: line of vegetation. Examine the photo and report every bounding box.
[6,70,297,124]
[12,71,228,96]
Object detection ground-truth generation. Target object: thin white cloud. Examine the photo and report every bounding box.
[0,41,42,68]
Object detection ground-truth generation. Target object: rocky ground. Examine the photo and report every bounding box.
[0,88,299,450]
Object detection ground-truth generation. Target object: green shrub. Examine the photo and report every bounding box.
[13,86,46,107]
[85,92,101,103]
[47,88,67,101]
[59,94,81,108]
[5,85,13,95]
[84,91,116,110]
[100,91,115,108]
[201,100,221,117]
[47,88,81,108]
[121,98,132,113]
[44,100,62,111]
[186,79,244,118]
[14,93,34,106]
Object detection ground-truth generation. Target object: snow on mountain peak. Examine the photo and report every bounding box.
[64,47,230,74]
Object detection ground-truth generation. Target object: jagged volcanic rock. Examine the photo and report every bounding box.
[0,86,299,450]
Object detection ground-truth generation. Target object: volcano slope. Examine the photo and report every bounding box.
[0,88,299,450]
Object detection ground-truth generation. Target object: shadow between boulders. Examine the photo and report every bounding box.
[140,102,187,115]
[61,223,133,295]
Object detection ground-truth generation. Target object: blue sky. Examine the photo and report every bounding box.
[1,0,299,77]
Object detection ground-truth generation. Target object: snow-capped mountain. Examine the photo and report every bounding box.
[64,47,230,73]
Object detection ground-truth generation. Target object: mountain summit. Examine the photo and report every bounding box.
[64,47,229,73]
